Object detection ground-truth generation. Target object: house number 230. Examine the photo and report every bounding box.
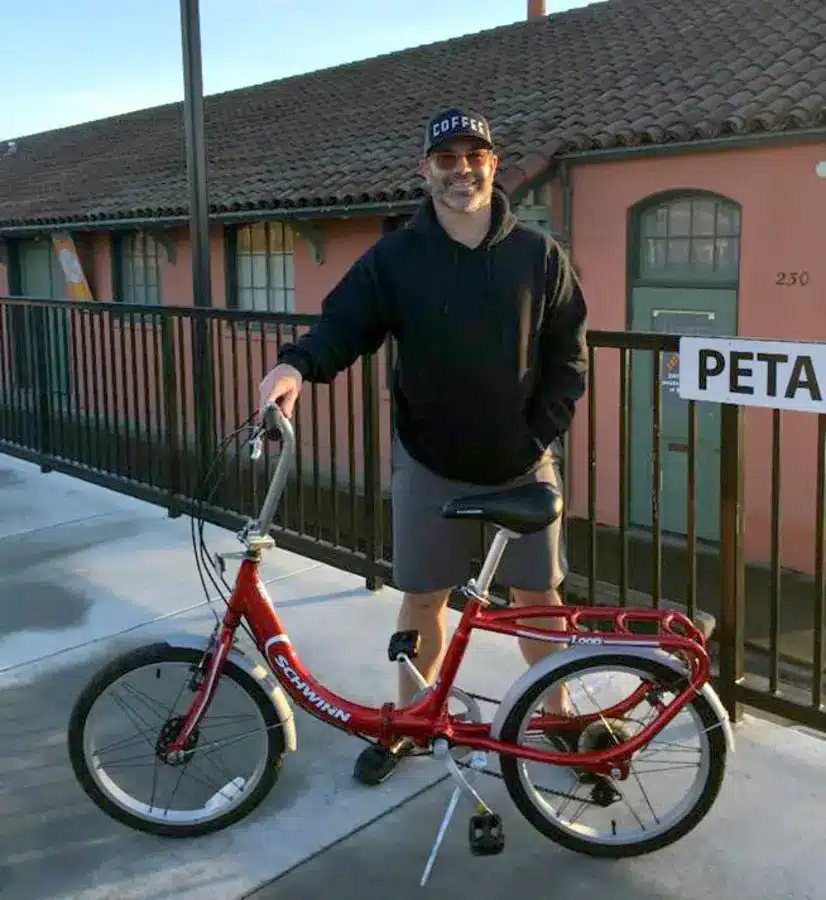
[776,271,810,286]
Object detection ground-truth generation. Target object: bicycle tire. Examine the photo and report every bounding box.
[68,642,286,838]
[498,653,727,858]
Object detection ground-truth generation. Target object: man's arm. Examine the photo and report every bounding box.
[277,242,392,383]
[529,240,589,448]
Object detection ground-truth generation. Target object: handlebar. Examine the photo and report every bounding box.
[249,401,294,459]
[246,402,297,542]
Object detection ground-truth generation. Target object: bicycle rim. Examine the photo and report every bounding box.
[499,654,726,857]
[69,645,283,835]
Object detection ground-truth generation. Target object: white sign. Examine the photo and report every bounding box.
[678,336,826,413]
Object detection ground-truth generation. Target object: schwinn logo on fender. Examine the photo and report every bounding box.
[271,653,352,723]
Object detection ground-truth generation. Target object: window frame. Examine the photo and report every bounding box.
[225,220,296,315]
[631,192,742,288]
[112,230,163,306]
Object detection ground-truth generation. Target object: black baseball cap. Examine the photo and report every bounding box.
[423,107,494,155]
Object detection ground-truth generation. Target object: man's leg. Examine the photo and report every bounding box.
[353,589,453,786]
[396,589,452,706]
[353,436,476,786]
[511,586,572,715]
[497,447,571,714]
[511,586,566,664]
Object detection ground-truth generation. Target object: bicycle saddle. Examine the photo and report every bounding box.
[441,482,563,535]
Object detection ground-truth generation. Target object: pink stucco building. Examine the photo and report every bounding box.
[1,0,825,589]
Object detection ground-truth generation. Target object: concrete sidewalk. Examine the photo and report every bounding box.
[1,453,824,900]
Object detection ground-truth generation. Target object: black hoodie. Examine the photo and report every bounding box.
[277,187,588,486]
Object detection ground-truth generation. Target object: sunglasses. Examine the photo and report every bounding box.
[428,148,493,170]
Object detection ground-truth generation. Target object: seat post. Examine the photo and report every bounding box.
[471,528,520,598]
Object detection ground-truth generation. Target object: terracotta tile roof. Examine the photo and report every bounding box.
[1,0,824,229]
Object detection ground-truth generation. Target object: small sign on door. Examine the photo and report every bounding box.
[678,336,826,413]
[652,309,716,406]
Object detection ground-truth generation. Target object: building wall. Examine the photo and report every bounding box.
[566,140,826,574]
[4,140,824,575]
[89,233,113,300]
[0,215,392,489]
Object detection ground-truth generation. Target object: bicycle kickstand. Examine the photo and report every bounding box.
[391,644,505,885]
[419,739,505,888]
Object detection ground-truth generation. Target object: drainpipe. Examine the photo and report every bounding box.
[556,159,576,574]
[559,160,573,252]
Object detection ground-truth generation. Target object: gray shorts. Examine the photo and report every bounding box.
[391,436,568,594]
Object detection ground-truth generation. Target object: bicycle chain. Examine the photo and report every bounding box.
[454,754,608,805]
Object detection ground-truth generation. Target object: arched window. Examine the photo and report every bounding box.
[635,194,741,284]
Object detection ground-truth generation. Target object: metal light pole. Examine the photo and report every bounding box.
[180,0,212,308]
[179,0,215,469]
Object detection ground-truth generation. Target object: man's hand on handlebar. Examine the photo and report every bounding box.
[250,365,298,460]
[258,363,303,421]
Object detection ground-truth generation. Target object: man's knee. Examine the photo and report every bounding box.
[511,586,561,607]
[401,589,452,612]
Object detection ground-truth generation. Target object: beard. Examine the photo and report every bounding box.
[431,172,492,212]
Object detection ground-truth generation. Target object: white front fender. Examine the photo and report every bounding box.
[160,632,298,753]
[489,643,734,755]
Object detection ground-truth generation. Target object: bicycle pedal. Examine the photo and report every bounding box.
[388,630,421,661]
[469,812,505,856]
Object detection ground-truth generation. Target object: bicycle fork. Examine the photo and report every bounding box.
[166,624,233,757]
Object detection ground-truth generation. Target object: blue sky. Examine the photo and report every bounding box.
[2,0,598,140]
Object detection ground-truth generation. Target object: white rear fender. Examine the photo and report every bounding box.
[159,632,298,752]
[489,643,734,755]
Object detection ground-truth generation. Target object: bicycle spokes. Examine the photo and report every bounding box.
[81,659,272,826]
[512,662,713,848]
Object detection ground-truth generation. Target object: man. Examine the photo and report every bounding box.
[259,106,588,786]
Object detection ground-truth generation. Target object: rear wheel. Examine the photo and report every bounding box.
[499,654,726,858]
[68,643,286,838]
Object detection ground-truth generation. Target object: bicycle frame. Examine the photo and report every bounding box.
[168,405,712,780]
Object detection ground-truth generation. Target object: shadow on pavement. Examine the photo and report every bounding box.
[243,773,684,900]
[0,654,312,900]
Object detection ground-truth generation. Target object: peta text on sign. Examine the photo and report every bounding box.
[678,337,826,413]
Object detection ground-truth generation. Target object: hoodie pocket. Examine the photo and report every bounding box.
[506,416,545,474]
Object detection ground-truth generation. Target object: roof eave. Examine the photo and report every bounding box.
[555,126,826,164]
[0,196,424,237]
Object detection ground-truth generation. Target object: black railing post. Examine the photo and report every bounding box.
[813,414,826,710]
[718,402,746,723]
[161,315,183,518]
[362,352,384,591]
[33,305,53,472]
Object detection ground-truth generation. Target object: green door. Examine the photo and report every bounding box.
[630,288,737,541]
[628,193,741,544]
[16,239,71,395]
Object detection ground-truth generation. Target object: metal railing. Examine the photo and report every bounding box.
[0,296,393,582]
[1,295,824,732]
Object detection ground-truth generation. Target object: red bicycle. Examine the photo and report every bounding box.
[68,402,733,882]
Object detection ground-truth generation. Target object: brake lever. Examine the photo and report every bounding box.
[249,429,264,461]
[249,402,285,461]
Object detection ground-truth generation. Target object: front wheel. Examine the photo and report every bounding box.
[498,654,727,858]
[68,643,286,838]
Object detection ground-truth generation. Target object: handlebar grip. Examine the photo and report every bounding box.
[263,402,286,441]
